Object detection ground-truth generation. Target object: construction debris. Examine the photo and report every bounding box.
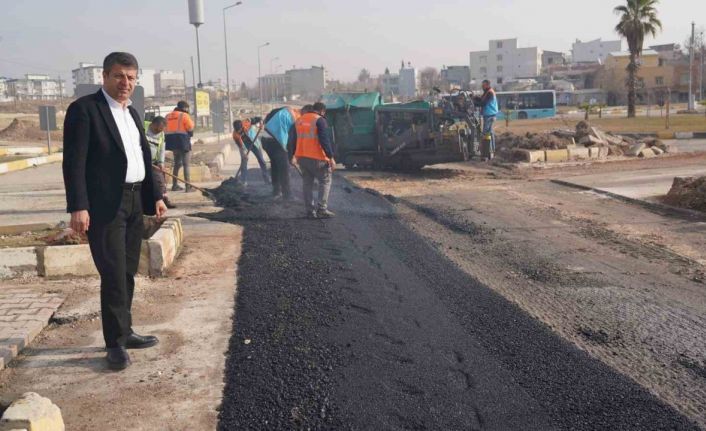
[664,176,706,212]
[497,121,674,163]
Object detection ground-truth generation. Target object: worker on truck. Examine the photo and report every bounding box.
[144,116,175,209]
[476,80,498,160]
[288,102,336,219]
[164,101,195,192]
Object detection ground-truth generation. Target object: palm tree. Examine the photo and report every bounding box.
[614,0,662,117]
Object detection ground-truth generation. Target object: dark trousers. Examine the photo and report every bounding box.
[152,164,167,196]
[172,149,191,187]
[262,139,291,197]
[87,187,144,348]
[299,157,332,211]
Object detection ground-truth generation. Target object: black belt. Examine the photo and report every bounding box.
[123,182,142,191]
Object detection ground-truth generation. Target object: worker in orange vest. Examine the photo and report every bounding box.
[164,101,195,192]
[288,102,336,219]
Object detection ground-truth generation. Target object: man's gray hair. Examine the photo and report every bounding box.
[103,52,139,72]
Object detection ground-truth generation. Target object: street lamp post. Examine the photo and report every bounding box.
[223,1,243,132]
[269,57,280,103]
[257,42,270,116]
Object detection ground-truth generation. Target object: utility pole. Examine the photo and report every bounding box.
[223,2,243,133]
[700,31,704,102]
[688,21,695,111]
[191,56,198,126]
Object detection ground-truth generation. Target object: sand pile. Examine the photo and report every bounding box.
[0,118,62,142]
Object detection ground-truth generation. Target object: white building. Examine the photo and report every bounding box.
[155,70,186,99]
[398,63,419,99]
[7,74,63,100]
[0,77,10,102]
[571,39,622,64]
[381,68,400,100]
[72,62,103,95]
[470,38,542,88]
[138,68,156,97]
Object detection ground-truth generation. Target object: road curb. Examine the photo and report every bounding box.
[207,140,235,175]
[0,153,63,175]
[0,218,183,280]
[551,179,706,221]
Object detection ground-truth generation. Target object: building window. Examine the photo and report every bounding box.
[655,76,664,85]
[497,77,503,84]
[480,56,487,64]
[658,58,665,66]
[497,66,503,72]
[496,41,503,49]
[497,54,503,61]
[480,67,487,74]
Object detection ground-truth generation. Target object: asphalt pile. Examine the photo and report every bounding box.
[207,176,244,208]
[664,176,706,212]
[496,121,674,162]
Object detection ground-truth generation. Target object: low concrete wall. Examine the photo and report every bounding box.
[0,219,184,281]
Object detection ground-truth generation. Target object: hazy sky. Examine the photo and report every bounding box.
[1,0,703,87]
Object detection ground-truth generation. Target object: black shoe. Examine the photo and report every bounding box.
[316,208,336,219]
[106,347,131,371]
[172,184,184,192]
[125,333,159,349]
[163,196,177,209]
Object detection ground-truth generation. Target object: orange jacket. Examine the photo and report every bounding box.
[165,110,194,135]
[294,113,328,161]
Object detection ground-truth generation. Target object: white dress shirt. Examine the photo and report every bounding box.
[102,89,145,183]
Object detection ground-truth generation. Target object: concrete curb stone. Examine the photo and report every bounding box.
[0,248,38,280]
[0,154,63,176]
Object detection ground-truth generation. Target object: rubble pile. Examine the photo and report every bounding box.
[663,176,706,212]
[496,121,675,162]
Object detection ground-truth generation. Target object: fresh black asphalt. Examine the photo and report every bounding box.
[206,172,699,430]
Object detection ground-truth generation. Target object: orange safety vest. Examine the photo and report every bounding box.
[294,113,327,161]
[165,110,194,136]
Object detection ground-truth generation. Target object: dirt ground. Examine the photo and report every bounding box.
[0,204,242,430]
[344,154,706,428]
[496,113,706,134]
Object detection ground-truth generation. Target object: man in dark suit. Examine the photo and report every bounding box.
[63,52,168,371]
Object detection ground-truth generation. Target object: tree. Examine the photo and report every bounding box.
[614,0,662,118]
[358,68,371,83]
[419,67,441,95]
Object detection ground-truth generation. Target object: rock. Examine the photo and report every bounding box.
[604,133,626,146]
[579,135,607,147]
[638,148,656,158]
[651,147,664,155]
[608,145,624,157]
[626,143,646,157]
[0,392,64,431]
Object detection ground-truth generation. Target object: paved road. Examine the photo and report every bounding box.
[557,164,706,200]
[211,172,699,430]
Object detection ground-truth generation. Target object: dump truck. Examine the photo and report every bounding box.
[322,91,480,170]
